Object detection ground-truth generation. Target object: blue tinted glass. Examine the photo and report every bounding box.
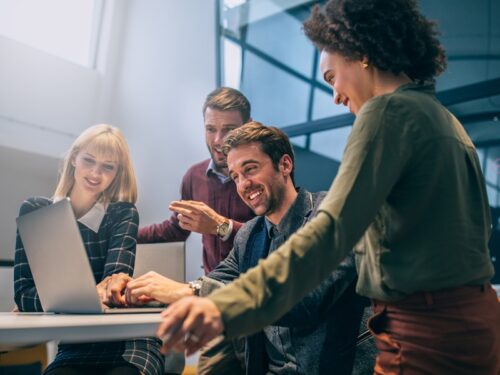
[309,127,353,162]
[246,8,314,77]
[290,135,307,148]
[312,88,350,120]
[241,52,310,126]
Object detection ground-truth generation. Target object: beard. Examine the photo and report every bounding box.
[256,180,286,218]
[207,144,227,171]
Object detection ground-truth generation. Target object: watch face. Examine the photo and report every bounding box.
[218,221,230,237]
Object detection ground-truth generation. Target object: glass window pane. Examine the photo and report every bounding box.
[246,9,314,77]
[222,37,242,89]
[309,127,353,162]
[312,88,350,120]
[290,135,307,148]
[241,51,310,126]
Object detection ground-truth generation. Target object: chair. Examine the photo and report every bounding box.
[0,343,48,375]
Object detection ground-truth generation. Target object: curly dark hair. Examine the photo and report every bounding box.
[303,0,447,82]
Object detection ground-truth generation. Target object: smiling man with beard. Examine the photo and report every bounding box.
[138,87,255,275]
[126,122,372,374]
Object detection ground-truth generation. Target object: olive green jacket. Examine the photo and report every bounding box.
[208,83,494,339]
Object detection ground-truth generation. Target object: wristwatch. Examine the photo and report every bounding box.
[188,280,202,296]
[216,219,230,238]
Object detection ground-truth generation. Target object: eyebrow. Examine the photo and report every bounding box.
[83,152,116,164]
[229,159,259,175]
[241,159,259,167]
[205,123,240,128]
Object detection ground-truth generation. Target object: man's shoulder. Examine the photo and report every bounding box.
[305,190,327,215]
[180,159,211,184]
[311,191,327,203]
[185,159,211,174]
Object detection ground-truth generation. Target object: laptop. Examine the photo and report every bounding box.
[134,242,185,282]
[16,198,164,314]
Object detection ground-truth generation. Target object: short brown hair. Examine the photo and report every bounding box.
[222,121,295,183]
[203,87,251,123]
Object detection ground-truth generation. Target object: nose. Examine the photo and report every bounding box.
[214,130,224,144]
[89,164,103,176]
[236,175,251,193]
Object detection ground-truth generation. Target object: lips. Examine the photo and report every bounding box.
[246,187,264,203]
[84,177,101,187]
[212,147,225,160]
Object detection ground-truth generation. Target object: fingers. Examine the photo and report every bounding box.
[157,308,189,353]
[177,213,194,230]
[171,206,194,216]
[106,273,131,306]
[126,273,156,304]
[170,201,200,214]
[156,297,224,355]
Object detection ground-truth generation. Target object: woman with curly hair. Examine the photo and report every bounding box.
[156,0,500,373]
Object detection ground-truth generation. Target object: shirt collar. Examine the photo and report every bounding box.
[77,201,107,233]
[206,159,232,184]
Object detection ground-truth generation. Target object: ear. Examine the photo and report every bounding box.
[279,154,293,176]
[361,56,369,69]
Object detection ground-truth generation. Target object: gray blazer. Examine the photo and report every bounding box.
[202,188,375,374]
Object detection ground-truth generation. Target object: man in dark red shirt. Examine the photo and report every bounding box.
[138,87,255,274]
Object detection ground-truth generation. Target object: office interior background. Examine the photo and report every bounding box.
[0,0,499,315]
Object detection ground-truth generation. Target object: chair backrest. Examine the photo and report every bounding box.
[134,242,186,282]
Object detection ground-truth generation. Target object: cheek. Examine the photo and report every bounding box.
[205,134,214,145]
[103,173,117,189]
[236,184,246,199]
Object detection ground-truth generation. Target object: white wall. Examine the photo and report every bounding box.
[109,0,216,278]
[0,35,99,158]
[0,0,216,307]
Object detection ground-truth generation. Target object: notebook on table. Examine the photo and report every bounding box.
[16,198,165,314]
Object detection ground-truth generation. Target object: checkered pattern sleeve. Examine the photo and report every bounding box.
[102,202,138,278]
[14,197,51,312]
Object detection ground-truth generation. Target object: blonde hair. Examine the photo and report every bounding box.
[54,124,138,204]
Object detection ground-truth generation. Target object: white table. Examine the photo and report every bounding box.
[0,312,164,351]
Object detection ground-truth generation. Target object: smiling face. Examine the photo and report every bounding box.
[320,50,373,115]
[204,107,245,175]
[228,143,292,222]
[71,148,118,201]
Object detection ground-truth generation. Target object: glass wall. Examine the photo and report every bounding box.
[217,0,500,282]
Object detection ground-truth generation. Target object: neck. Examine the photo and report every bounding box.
[372,70,412,97]
[212,161,229,177]
[69,186,99,219]
[266,182,298,225]
[217,166,229,177]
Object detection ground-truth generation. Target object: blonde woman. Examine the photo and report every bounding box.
[14,124,163,375]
